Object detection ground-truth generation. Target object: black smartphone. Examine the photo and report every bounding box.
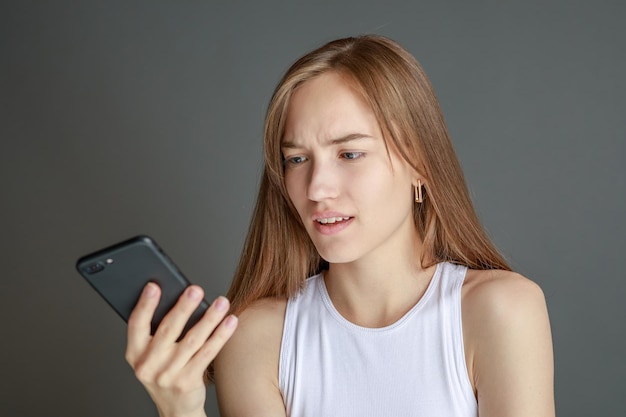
[76,235,209,338]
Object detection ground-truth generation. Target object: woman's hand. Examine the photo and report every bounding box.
[125,282,238,417]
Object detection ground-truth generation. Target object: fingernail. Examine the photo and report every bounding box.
[214,296,229,312]
[187,286,201,300]
[144,283,157,297]
[224,315,238,328]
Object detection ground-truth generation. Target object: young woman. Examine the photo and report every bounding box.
[126,35,554,417]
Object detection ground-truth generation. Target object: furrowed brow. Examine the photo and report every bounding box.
[329,133,374,145]
[280,140,299,149]
[281,133,374,149]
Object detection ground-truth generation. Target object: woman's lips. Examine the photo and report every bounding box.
[315,216,351,224]
[312,215,354,235]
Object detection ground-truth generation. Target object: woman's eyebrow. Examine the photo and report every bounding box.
[329,133,375,145]
[281,133,374,149]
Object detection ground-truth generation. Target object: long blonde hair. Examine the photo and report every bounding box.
[226,35,510,315]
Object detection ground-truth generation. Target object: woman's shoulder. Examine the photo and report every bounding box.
[460,268,554,412]
[214,297,288,416]
[461,268,547,318]
[461,269,549,340]
[463,267,544,296]
[227,297,287,354]
[239,296,289,321]
[223,296,286,369]
[240,297,287,340]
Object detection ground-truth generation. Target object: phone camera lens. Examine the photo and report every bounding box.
[84,262,105,274]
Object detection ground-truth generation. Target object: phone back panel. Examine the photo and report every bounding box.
[76,236,208,336]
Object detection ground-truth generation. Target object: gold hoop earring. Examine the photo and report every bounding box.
[414,180,423,203]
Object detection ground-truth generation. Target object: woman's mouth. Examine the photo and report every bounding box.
[312,216,354,235]
[315,216,351,224]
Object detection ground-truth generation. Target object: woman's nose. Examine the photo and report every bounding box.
[306,160,339,202]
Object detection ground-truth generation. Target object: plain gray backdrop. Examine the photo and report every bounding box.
[1,1,624,416]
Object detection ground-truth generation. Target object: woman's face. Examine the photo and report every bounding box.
[281,72,419,265]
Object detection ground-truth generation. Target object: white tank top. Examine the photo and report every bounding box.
[279,262,478,417]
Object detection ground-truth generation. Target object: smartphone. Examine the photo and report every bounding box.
[76,235,209,338]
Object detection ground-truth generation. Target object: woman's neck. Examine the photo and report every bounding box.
[323,238,436,328]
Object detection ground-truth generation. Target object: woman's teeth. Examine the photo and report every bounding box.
[316,216,350,224]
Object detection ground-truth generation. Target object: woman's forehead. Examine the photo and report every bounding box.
[282,73,382,146]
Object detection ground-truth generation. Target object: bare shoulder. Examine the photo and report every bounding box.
[237,297,288,333]
[223,297,287,362]
[462,269,548,317]
[461,269,551,363]
[215,296,287,375]
[214,297,287,417]
[462,269,555,416]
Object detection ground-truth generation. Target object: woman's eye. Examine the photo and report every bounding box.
[284,155,307,166]
[341,152,364,160]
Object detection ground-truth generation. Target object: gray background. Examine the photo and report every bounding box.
[1,1,624,416]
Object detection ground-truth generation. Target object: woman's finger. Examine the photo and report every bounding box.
[126,282,161,363]
[185,313,238,373]
[171,296,232,367]
[151,285,205,345]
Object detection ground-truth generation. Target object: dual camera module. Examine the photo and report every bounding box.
[82,258,114,275]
